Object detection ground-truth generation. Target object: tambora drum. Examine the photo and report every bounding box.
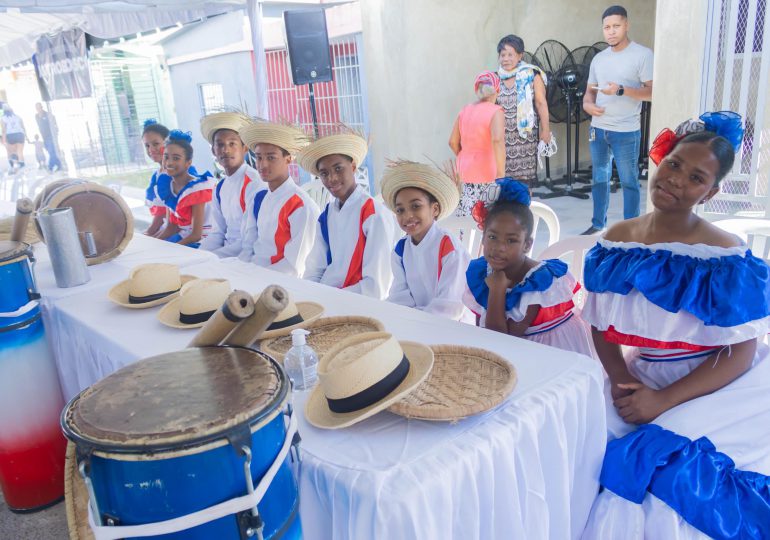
[62,346,301,540]
[0,240,67,511]
[34,179,134,266]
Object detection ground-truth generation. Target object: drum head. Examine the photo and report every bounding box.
[35,180,133,266]
[0,240,31,265]
[62,347,287,454]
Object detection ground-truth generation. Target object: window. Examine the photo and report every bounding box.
[198,83,225,116]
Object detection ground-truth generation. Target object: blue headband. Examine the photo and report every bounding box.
[167,129,193,144]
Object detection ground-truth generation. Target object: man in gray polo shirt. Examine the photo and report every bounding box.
[581,5,653,235]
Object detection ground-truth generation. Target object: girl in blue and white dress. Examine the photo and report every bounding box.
[581,112,770,540]
[141,119,170,237]
[155,130,214,248]
[463,178,594,357]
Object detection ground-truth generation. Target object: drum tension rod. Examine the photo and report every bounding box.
[286,405,302,464]
[239,446,265,540]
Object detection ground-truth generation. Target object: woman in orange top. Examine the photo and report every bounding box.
[449,71,505,216]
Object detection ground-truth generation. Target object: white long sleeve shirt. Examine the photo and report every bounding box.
[304,187,396,299]
[200,163,266,258]
[239,177,320,277]
[387,223,472,321]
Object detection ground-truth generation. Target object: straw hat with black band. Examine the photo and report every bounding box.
[239,118,310,156]
[379,160,462,221]
[200,111,252,145]
[157,278,231,329]
[296,130,368,177]
[305,332,434,429]
[258,296,324,340]
[108,264,196,309]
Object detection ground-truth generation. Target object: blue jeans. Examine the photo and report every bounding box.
[43,137,62,170]
[589,127,641,229]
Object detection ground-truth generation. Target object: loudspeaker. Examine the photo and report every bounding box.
[283,9,333,86]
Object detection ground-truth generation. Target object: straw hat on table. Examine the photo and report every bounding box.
[239,118,310,156]
[258,293,324,340]
[305,332,434,429]
[200,111,252,145]
[108,263,196,309]
[296,129,368,177]
[157,278,231,329]
[380,160,462,221]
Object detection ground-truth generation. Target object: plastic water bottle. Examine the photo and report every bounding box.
[283,329,319,391]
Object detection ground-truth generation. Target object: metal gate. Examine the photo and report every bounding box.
[701,0,770,217]
[265,33,372,188]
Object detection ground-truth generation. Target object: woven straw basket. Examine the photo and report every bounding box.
[389,345,517,421]
[260,316,385,362]
[65,442,94,540]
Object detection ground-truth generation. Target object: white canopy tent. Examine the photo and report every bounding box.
[0,0,269,117]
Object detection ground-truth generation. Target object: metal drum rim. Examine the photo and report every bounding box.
[61,346,290,458]
[0,241,32,266]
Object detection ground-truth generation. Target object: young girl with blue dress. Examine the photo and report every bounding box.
[581,112,770,539]
[463,178,593,357]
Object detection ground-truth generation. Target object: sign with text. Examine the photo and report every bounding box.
[33,28,92,100]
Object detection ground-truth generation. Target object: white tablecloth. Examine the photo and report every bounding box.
[44,257,606,539]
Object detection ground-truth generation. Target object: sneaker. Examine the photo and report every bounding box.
[580,226,605,235]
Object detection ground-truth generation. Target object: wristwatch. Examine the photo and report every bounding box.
[616,84,625,96]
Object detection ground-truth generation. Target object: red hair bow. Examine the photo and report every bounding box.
[649,128,682,166]
[471,200,488,230]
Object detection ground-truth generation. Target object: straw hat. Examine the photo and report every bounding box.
[296,131,368,177]
[108,264,196,309]
[200,111,252,144]
[239,118,310,156]
[259,295,324,340]
[305,332,434,429]
[157,278,231,329]
[380,160,461,221]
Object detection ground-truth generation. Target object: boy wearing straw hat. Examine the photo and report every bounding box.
[238,119,320,277]
[381,161,473,322]
[298,131,396,299]
[199,112,267,258]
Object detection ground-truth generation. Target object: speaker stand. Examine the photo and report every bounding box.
[308,82,320,139]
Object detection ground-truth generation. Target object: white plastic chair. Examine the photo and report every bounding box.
[539,234,599,284]
[438,215,483,258]
[302,180,331,209]
[713,218,770,260]
[530,200,561,256]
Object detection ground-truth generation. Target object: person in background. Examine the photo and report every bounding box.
[382,160,473,322]
[496,34,551,189]
[155,130,214,248]
[34,102,62,172]
[1,103,27,171]
[33,135,46,169]
[238,119,319,276]
[463,178,593,357]
[141,120,171,237]
[581,4,653,235]
[300,129,395,298]
[199,112,267,258]
[449,70,505,216]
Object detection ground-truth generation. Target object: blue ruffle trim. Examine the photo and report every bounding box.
[466,257,567,311]
[602,424,770,540]
[155,169,212,211]
[584,242,770,327]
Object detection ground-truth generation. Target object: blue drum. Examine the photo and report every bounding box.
[62,346,301,539]
[0,241,66,511]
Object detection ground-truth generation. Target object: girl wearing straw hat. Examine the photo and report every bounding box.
[199,112,267,258]
[380,160,473,322]
[463,178,593,357]
[237,119,320,276]
[155,130,215,248]
[299,130,396,298]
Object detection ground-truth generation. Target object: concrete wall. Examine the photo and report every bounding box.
[360,0,656,187]
[163,11,257,172]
